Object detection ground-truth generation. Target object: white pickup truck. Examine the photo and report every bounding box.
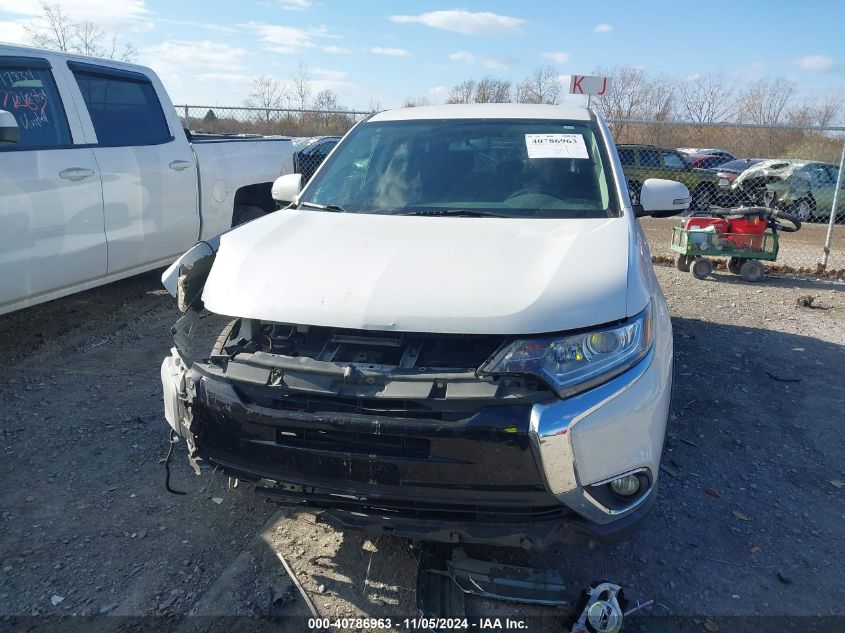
[0,44,294,316]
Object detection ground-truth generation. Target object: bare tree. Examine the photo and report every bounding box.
[794,94,843,127]
[311,89,339,111]
[591,65,676,135]
[516,65,561,105]
[368,98,383,113]
[290,60,311,111]
[24,3,72,52]
[72,20,105,57]
[447,79,476,104]
[402,96,431,108]
[474,76,511,103]
[244,76,287,123]
[24,3,137,61]
[737,78,794,125]
[677,72,735,123]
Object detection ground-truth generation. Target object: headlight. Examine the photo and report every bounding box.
[479,302,653,398]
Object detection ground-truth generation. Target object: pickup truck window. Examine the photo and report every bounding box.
[304,119,616,218]
[0,64,71,150]
[71,68,172,146]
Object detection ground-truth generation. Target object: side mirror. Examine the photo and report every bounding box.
[0,110,19,144]
[271,173,302,204]
[635,178,691,218]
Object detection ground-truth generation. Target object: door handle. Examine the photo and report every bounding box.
[169,160,192,171]
[59,168,95,181]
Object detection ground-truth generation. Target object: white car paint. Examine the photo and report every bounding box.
[202,209,642,334]
[0,43,293,316]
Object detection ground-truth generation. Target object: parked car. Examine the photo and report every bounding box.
[732,159,843,222]
[292,135,341,182]
[677,147,736,161]
[618,144,721,209]
[160,103,690,547]
[710,158,766,207]
[713,158,765,184]
[682,153,732,169]
[0,44,294,316]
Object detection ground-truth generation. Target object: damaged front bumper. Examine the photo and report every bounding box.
[160,311,672,548]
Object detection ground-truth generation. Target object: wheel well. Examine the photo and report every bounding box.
[233,183,275,214]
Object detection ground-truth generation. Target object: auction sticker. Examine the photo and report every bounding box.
[525,133,589,159]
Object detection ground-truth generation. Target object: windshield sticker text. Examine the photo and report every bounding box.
[525,134,589,159]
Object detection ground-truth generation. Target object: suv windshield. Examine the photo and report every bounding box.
[301,118,618,218]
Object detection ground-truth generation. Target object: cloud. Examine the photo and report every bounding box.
[278,0,311,9]
[482,57,513,70]
[142,40,249,89]
[312,68,348,81]
[594,23,613,33]
[541,51,570,64]
[0,19,27,44]
[321,45,350,54]
[450,50,475,63]
[390,10,525,36]
[196,73,253,86]
[0,0,150,29]
[371,46,411,57]
[429,86,447,95]
[143,40,249,72]
[794,54,834,71]
[450,50,513,70]
[242,21,330,53]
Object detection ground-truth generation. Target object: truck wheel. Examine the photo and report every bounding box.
[691,257,713,280]
[675,255,691,272]
[212,319,240,355]
[727,257,743,275]
[740,259,764,282]
[232,204,265,227]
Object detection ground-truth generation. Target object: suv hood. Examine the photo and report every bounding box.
[201,209,632,335]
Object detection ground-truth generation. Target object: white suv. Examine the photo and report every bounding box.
[160,104,689,547]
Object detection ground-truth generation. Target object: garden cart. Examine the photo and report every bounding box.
[670,206,801,282]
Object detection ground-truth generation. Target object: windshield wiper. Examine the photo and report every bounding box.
[297,201,347,213]
[396,209,507,218]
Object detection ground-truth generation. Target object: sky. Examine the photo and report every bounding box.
[0,0,843,112]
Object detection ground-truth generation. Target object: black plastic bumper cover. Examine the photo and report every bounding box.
[185,369,654,547]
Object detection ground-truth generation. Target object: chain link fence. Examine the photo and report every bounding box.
[175,105,371,138]
[608,119,845,275]
[174,105,845,276]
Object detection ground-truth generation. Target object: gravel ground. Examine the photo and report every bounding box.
[641,217,845,272]
[0,265,843,631]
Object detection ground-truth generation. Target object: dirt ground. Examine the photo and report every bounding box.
[1,265,844,631]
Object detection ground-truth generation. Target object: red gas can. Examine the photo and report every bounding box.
[727,214,766,251]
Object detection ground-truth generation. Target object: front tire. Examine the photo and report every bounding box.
[790,198,814,223]
[676,255,692,272]
[212,319,240,355]
[232,204,265,227]
[691,257,713,279]
[740,259,764,282]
